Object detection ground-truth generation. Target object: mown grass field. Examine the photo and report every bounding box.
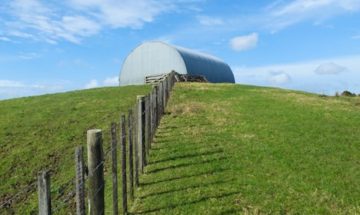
[0,85,150,214]
[132,83,360,214]
[1,83,359,214]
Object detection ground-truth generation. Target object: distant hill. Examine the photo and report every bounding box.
[1,83,359,214]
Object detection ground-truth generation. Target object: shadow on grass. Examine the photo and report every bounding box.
[148,149,224,165]
[146,157,226,174]
[139,178,234,200]
[140,168,229,187]
[132,191,241,214]
[150,143,221,154]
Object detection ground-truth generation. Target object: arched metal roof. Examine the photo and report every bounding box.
[119,41,235,85]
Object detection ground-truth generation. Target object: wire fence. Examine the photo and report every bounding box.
[1,71,177,215]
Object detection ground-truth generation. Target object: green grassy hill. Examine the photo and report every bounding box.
[1,83,359,214]
[133,83,360,214]
[0,85,151,214]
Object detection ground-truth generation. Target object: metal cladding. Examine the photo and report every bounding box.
[119,41,235,86]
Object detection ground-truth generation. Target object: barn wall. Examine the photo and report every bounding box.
[119,42,187,85]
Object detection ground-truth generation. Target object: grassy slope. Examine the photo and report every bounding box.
[132,83,360,214]
[0,85,150,214]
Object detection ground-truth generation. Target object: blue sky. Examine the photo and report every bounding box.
[1,0,360,99]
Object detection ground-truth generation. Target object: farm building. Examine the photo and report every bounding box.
[119,41,235,85]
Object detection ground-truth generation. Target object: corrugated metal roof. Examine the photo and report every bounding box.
[174,45,235,83]
[119,41,235,85]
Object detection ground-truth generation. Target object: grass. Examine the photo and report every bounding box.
[0,85,151,214]
[131,83,360,214]
[1,82,359,214]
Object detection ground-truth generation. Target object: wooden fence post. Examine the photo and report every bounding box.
[87,129,104,215]
[164,76,169,104]
[144,95,150,157]
[152,86,157,138]
[158,82,163,116]
[155,85,160,127]
[137,96,146,173]
[120,115,127,214]
[162,80,166,111]
[149,91,153,145]
[133,104,139,187]
[110,123,119,215]
[75,146,85,215]
[168,72,172,90]
[128,109,134,199]
[38,170,51,215]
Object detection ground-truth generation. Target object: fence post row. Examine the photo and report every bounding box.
[37,72,177,214]
[38,171,51,215]
[75,146,86,215]
[87,129,105,215]
[120,115,128,215]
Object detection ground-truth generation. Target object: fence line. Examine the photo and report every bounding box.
[1,72,177,214]
[31,71,177,214]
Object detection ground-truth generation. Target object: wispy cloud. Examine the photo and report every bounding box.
[17,52,41,60]
[0,36,11,42]
[233,55,360,95]
[84,79,99,89]
[2,0,203,44]
[69,0,171,28]
[266,0,360,31]
[230,33,258,51]
[103,76,119,86]
[0,79,67,100]
[0,80,25,88]
[268,71,291,84]
[4,0,101,44]
[84,76,119,89]
[352,34,360,40]
[197,15,224,26]
[314,62,347,75]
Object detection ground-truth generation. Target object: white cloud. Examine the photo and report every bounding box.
[314,62,347,75]
[0,36,11,42]
[0,80,24,88]
[84,76,119,89]
[103,76,119,86]
[268,71,291,84]
[233,55,360,95]
[4,0,101,44]
[17,52,41,60]
[0,79,66,100]
[352,34,360,40]
[2,0,201,43]
[85,79,99,89]
[197,15,224,26]
[230,33,258,51]
[267,0,360,31]
[69,0,171,28]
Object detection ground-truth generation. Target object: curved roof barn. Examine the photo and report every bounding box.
[119,41,235,85]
